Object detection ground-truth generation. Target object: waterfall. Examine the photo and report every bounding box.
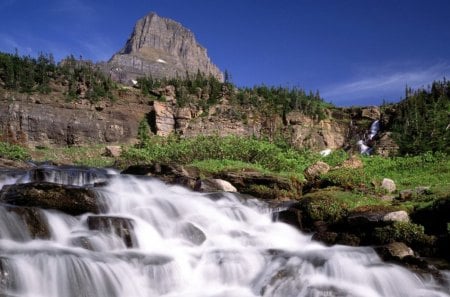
[357,120,380,155]
[0,167,448,297]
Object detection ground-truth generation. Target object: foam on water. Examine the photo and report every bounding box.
[0,169,448,297]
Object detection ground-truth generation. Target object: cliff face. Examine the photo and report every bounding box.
[0,91,147,148]
[0,87,390,155]
[108,12,223,82]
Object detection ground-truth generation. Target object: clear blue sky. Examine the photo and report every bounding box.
[1,0,450,106]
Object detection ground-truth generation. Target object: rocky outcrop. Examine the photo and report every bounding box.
[0,182,101,215]
[87,215,137,248]
[108,12,223,82]
[0,92,147,148]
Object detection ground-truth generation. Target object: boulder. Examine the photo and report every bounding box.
[376,242,414,260]
[0,182,101,216]
[348,206,407,224]
[215,171,300,200]
[177,222,206,245]
[121,163,197,188]
[104,145,122,157]
[381,178,396,193]
[361,106,381,120]
[382,210,410,223]
[87,215,137,248]
[3,206,50,239]
[304,161,330,181]
[272,203,303,230]
[195,178,237,192]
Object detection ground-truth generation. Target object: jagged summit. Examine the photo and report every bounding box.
[108,12,223,83]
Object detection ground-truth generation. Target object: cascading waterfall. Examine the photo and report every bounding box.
[0,166,449,297]
[357,120,380,155]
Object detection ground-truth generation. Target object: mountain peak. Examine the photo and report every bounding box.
[108,12,223,83]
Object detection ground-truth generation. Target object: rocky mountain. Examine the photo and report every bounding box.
[107,12,223,83]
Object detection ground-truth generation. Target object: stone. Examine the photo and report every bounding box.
[382,210,410,223]
[304,161,330,180]
[0,101,141,147]
[272,204,303,230]
[381,178,396,193]
[151,101,175,136]
[376,242,414,260]
[197,178,237,192]
[1,206,50,240]
[104,145,122,157]
[215,171,300,200]
[87,215,137,248]
[108,12,223,83]
[0,182,101,216]
[177,222,206,245]
[361,106,381,120]
[399,189,414,200]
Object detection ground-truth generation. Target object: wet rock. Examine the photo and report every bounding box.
[28,165,109,186]
[312,231,338,246]
[273,204,303,230]
[0,257,16,292]
[375,242,414,260]
[4,206,50,239]
[0,182,100,215]
[121,163,196,188]
[177,222,206,245]
[87,215,137,248]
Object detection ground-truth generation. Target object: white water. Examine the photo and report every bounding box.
[0,169,449,297]
[358,120,380,155]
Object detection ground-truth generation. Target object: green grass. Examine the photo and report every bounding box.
[361,152,450,190]
[0,141,30,160]
[121,135,320,176]
[321,152,450,193]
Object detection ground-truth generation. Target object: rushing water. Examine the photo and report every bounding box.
[0,167,449,297]
[358,120,380,155]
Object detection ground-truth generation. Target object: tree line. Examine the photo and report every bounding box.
[137,71,331,119]
[0,51,116,102]
[388,80,450,154]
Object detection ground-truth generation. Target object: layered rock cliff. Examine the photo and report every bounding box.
[107,12,223,82]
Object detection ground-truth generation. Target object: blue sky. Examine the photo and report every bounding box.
[1,0,450,106]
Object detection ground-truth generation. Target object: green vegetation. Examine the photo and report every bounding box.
[321,152,450,192]
[31,145,115,168]
[0,141,30,160]
[388,80,450,155]
[374,221,435,247]
[0,51,116,102]
[121,134,320,177]
[137,72,331,119]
